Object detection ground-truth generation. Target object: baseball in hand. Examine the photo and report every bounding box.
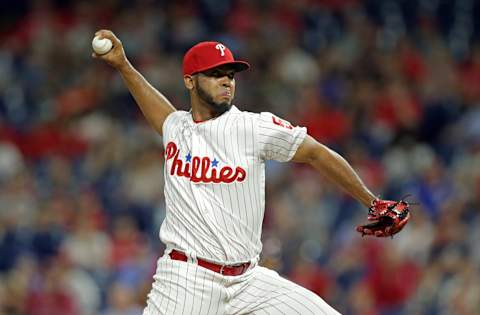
[92,35,113,55]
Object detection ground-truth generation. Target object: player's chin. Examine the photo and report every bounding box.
[218,94,233,103]
[211,101,232,114]
[215,94,233,106]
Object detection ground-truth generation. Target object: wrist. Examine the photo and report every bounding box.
[365,195,378,208]
[117,58,132,73]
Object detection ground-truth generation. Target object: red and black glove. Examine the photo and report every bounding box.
[356,198,411,237]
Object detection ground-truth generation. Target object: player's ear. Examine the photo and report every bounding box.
[184,75,194,90]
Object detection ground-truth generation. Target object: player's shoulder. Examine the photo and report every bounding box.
[229,105,262,121]
[228,107,293,128]
[238,109,281,120]
[223,106,263,135]
[229,108,295,127]
[232,107,271,131]
[167,110,190,120]
[162,110,189,133]
[166,110,190,124]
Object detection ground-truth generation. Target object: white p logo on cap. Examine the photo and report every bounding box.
[215,43,226,56]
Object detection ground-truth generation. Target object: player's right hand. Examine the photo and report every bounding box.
[92,29,129,70]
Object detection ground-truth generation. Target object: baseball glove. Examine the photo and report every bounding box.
[356,198,410,237]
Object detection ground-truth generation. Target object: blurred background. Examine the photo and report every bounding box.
[0,0,479,314]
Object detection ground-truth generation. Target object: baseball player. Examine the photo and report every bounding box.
[93,30,410,315]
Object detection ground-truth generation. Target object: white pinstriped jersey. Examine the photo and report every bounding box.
[160,105,306,264]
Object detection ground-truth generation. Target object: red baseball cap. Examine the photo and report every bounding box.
[183,41,250,76]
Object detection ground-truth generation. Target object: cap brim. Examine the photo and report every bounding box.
[191,60,250,75]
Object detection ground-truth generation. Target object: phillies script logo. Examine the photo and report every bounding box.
[165,142,246,184]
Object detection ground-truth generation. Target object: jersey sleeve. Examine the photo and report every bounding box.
[256,112,307,162]
[162,110,183,147]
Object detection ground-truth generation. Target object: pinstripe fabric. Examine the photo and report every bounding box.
[143,255,226,315]
[226,267,340,315]
[159,106,306,264]
[143,106,341,314]
[142,255,340,315]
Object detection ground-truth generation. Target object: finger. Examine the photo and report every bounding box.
[375,230,383,237]
[95,29,111,37]
[94,30,112,42]
[94,30,121,46]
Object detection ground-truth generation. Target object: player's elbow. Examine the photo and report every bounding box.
[292,135,321,164]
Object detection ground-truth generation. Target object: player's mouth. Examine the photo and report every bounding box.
[219,91,232,98]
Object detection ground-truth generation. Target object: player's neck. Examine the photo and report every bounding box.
[191,105,216,123]
[191,100,230,123]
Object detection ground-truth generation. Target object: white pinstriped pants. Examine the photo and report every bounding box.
[142,253,341,315]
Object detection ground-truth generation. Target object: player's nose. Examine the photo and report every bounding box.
[219,76,233,87]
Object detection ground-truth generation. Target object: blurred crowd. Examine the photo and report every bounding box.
[1,0,480,314]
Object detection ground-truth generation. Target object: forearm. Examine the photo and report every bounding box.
[118,61,175,134]
[309,144,376,207]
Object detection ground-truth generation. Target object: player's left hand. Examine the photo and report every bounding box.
[356,198,410,237]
